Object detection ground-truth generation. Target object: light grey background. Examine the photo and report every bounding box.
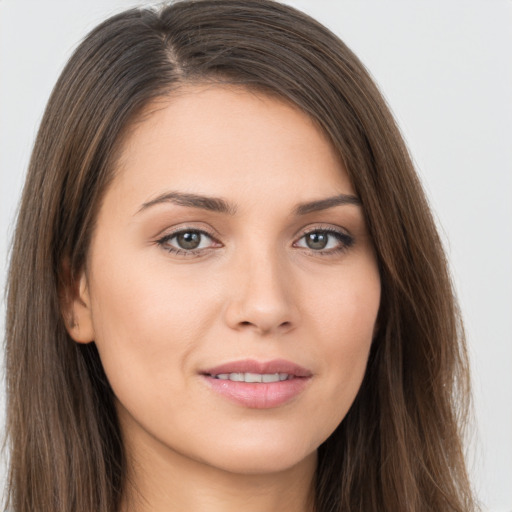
[1,1,511,510]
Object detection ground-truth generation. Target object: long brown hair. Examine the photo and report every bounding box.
[5,1,476,511]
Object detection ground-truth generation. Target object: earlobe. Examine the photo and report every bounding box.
[61,268,95,344]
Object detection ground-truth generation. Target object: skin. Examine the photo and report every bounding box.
[68,85,381,512]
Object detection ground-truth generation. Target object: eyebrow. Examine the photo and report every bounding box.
[138,191,237,215]
[293,194,361,215]
[137,191,361,216]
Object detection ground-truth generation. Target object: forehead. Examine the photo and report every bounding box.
[110,84,354,211]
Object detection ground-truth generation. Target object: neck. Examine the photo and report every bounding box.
[119,431,317,512]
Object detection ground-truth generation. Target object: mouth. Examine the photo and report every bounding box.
[209,372,294,383]
[201,359,312,409]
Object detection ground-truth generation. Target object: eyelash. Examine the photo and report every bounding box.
[156,226,354,258]
[295,227,354,255]
[156,228,219,257]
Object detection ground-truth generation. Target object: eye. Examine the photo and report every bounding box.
[294,228,353,253]
[157,229,219,254]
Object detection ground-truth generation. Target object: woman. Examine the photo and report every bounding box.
[4,1,477,511]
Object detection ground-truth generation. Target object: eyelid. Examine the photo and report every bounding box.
[154,223,354,258]
[155,225,223,256]
[293,224,354,254]
[294,223,352,240]
[153,219,225,243]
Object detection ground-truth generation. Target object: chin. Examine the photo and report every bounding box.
[203,446,318,476]
[187,429,321,476]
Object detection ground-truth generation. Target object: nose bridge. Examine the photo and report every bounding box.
[223,238,298,335]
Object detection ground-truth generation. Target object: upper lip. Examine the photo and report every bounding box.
[202,359,312,377]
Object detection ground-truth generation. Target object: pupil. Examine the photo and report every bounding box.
[306,232,328,250]
[177,232,201,250]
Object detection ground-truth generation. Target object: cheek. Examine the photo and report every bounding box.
[308,258,380,346]
[86,245,222,403]
[90,237,220,337]
[304,263,380,417]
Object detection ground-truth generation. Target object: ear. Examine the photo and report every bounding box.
[60,264,95,344]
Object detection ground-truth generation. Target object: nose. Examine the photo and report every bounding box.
[223,248,299,336]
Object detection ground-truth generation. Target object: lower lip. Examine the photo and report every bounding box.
[203,376,310,409]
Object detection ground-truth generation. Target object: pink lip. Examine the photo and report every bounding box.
[201,359,312,409]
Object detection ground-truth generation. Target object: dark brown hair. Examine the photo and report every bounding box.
[5,1,476,511]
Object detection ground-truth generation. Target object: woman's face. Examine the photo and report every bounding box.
[71,85,380,476]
